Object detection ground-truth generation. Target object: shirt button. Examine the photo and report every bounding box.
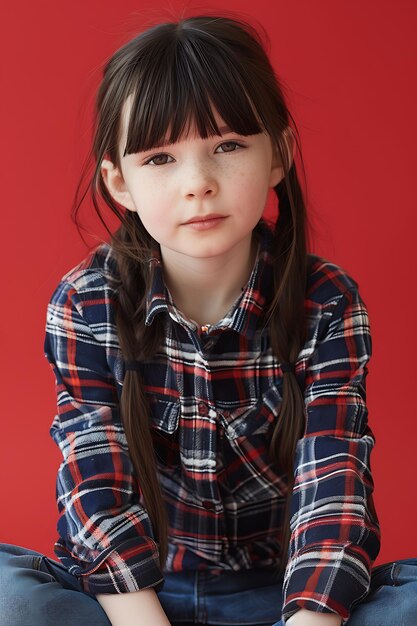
[202,500,216,510]
[198,401,208,416]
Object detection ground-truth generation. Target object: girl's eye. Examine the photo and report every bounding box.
[216,141,243,153]
[144,153,174,166]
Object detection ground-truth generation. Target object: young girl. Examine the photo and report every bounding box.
[1,13,416,626]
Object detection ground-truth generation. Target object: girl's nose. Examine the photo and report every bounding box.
[183,164,219,200]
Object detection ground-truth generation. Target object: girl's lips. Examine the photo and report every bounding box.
[182,216,227,231]
[183,214,225,224]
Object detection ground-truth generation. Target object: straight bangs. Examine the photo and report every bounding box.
[121,28,265,158]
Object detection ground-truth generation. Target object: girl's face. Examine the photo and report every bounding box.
[101,97,288,264]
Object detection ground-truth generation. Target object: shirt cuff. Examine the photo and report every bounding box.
[54,535,164,595]
[281,545,372,625]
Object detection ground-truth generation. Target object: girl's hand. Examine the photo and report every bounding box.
[286,608,342,626]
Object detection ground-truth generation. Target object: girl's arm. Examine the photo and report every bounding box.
[286,609,342,626]
[96,589,171,626]
[44,277,163,597]
[281,278,380,623]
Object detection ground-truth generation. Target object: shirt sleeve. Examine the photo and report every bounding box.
[44,278,164,595]
[281,283,381,625]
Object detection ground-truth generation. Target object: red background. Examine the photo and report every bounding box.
[1,0,416,566]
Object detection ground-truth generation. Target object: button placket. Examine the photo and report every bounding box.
[183,334,220,504]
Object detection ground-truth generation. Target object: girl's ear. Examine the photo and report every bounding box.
[100,159,136,211]
[269,126,295,188]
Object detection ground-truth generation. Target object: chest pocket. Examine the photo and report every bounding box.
[147,392,181,469]
[217,383,287,502]
[219,383,283,439]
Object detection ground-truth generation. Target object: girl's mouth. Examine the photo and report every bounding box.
[182,214,227,230]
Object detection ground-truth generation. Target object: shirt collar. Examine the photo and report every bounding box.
[145,219,275,339]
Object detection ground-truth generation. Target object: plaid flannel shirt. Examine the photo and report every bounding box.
[44,220,381,624]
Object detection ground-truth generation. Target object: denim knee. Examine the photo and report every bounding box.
[0,543,47,626]
[0,542,110,626]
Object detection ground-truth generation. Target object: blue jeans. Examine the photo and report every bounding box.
[0,543,416,625]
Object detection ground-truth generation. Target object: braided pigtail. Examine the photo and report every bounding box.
[267,166,308,576]
[109,211,169,567]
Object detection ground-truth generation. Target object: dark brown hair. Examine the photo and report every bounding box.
[73,14,311,574]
